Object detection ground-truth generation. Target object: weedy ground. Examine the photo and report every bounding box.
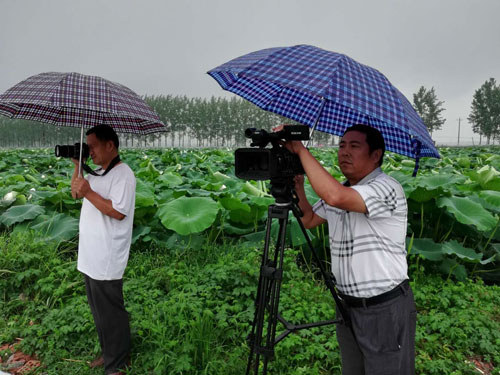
[1,232,499,375]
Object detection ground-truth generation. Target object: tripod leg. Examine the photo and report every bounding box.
[246,205,289,375]
[262,213,287,373]
[246,208,275,374]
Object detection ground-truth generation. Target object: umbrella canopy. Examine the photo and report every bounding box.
[208,45,439,163]
[0,72,168,134]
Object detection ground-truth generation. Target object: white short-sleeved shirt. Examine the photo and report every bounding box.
[77,162,136,280]
[312,167,408,298]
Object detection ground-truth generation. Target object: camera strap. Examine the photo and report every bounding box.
[82,155,121,177]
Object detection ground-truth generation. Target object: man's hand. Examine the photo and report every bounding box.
[272,125,307,155]
[72,177,91,199]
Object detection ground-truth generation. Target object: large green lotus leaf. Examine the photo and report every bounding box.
[408,174,464,202]
[157,172,183,188]
[136,160,160,181]
[229,205,267,224]
[478,190,500,213]
[31,190,65,205]
[14,194,27,206]
[466,166,500,191]
[483,179,500,192]
[388,171,415,197]
[416,174,466,189]
[408,238,445,261]
[468,195,500,215]
[414,174,466,196]
[439,258,468,281]
[409,186,443,203]
[6,175,25,185]
[248,196,275,208]
[485,155,500,170]
[222,222,254,235]
[157,196,219,235]
[135,180,155,208]
[477,165,499,184]
[455,182,481,194]
[437,196,497,232]
[456,157,471,169]
[0,204,45,227]
[202,181,225,192]
[442,240,482,262]
[132,225,152,244]
[419,157,440,168]
[219,197,251,213]
[30,213,79,242]
[243,220,280,243]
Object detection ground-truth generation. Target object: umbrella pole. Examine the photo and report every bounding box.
[305,98,325,148]
[78,126,84,177]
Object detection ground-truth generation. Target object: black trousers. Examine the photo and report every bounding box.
[84,274,131,374]
[336,287,417,375]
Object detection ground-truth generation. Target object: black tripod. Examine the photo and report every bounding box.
[246,178,351,375]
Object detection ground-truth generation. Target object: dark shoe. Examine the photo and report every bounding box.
[107,372,125,375]
[89,355,104,368]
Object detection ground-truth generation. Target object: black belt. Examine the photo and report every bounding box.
[339,279,410,308]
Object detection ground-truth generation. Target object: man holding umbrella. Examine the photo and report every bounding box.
[72,124,136,375]
[208,44,439,375]
[280,123,416,375]
[0,72,167,374]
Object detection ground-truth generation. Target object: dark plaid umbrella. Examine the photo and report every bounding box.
[208,45,440,173]
[0,71,167,135]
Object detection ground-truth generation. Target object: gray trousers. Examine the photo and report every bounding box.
[336,287,417,375]
[84,274,131,374]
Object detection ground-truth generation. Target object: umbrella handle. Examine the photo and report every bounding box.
[78,126,84,177]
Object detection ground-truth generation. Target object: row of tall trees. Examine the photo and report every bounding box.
[468,78,500,144]
[413,78,500,144]
[1,80,498,148]
[0,96,337,149]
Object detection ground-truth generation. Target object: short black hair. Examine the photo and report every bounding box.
[343,124,385,166]
[86,125,119,149]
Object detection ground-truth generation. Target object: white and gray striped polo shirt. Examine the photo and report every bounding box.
[312,167,408,298]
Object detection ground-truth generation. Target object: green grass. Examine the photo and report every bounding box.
[1,232,499,374]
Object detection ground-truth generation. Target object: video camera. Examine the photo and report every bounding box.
[54,143,89,159]
[235,125,309,181]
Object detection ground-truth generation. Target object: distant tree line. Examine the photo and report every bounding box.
[413,78,500,144]
[1,79,498,148]
[0,96,337,149]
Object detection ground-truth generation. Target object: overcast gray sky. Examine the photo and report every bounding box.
[1,0,499,145]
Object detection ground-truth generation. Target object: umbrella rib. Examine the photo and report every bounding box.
[305,97,326,148]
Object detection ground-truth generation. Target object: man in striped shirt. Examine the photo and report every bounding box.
[281,124,416,375]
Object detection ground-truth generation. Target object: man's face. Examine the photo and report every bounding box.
[86,133,113,166]
[338,130,380,183]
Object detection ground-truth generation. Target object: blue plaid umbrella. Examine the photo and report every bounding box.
[208,45,440,174]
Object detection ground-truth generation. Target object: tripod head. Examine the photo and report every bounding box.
[269,177,303,218]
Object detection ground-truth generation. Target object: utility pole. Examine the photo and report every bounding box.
[457,118,461,146]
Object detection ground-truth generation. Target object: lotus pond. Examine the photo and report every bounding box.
[1,146,499,282]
